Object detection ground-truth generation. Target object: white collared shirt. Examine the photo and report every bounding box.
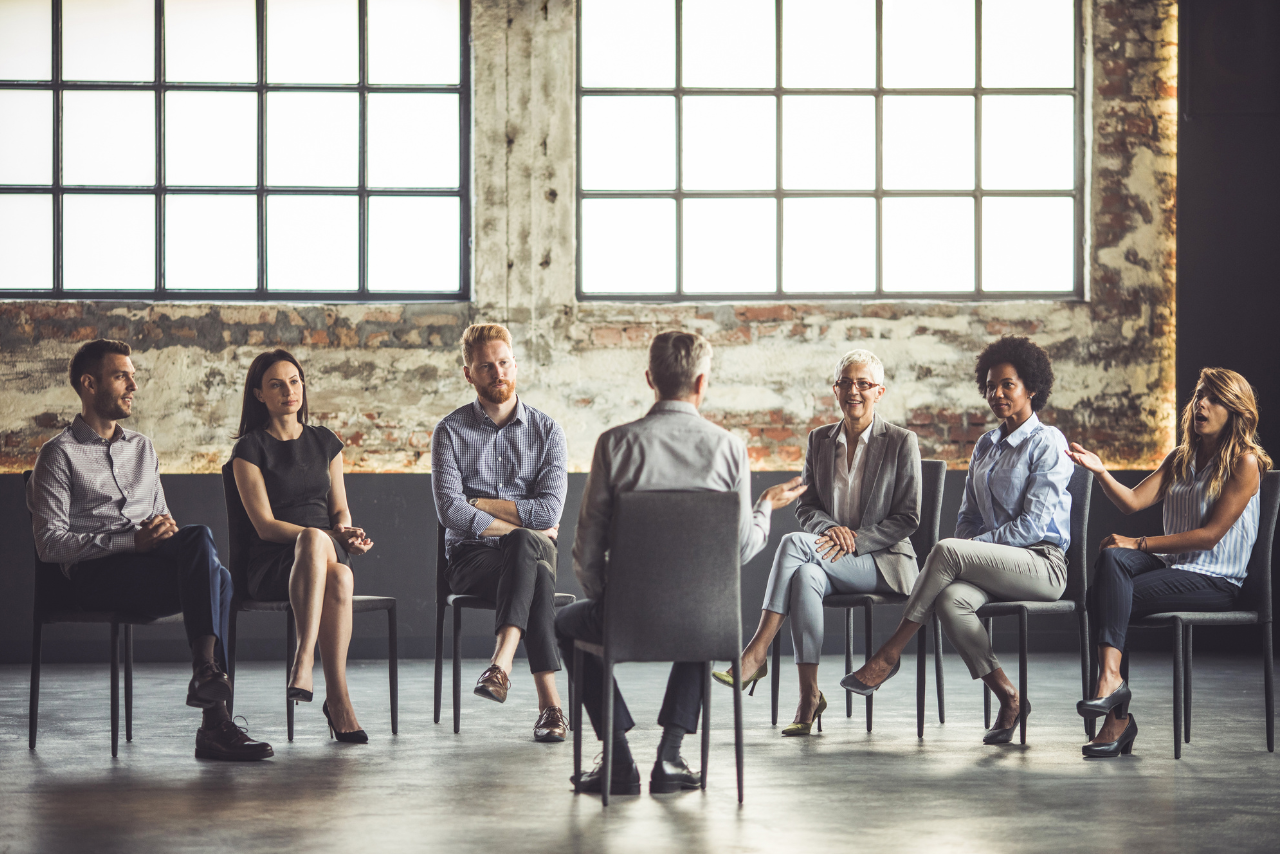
[832,420,874,533]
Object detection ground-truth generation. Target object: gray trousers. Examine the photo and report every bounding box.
[903,538,1066,679]
[762,532,889,664]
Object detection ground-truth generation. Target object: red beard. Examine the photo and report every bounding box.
[479,380,515,405]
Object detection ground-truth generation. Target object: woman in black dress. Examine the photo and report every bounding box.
[231,350,373,742]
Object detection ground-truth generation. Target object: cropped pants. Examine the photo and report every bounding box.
[902,538,1066,680]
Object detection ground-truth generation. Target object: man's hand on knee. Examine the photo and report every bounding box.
[137,514,178,552]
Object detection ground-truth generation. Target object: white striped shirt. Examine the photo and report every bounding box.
[1161,458,1259,586]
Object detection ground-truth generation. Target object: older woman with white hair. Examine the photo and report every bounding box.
[714,349,922,736]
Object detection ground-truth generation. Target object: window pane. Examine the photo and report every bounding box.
[165,195,257,289]
[267,0,357,84]
[0,0,51,80]
[63,91,155,186]
[783,198,875,293]
[682,0,774,87]
[683,198,776,293]
[882,197,973,292]
[883,0,973,88]
[983,0,1075,88]
[581,96,675,191]
[368,196,459,292]
[783,0,875,88]
[682,96,775,190]
[581,0,673,88]
[63,0,153,82]
[0,194,52,288]
[580,199,675,294]
[982,95,1074,190]
[165,0,257,83]
[166,92,257,186]
[267,195,357,290]
[63,194,155,290]
[267,92,358,187]
[367,93,459,188]
[0,90,52,184]
[982,197,1074,292]
[883,96,973,190]
[368,0,459,85]
[782,96,874,190]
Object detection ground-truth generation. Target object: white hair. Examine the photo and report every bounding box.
[834,349,885,385]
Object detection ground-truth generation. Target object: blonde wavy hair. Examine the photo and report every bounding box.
[1170,367,1272,499]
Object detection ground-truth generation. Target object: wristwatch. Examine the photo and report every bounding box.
[468,497,480,507]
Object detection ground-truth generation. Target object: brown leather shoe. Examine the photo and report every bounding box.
[194,718,273,761]
[534,706,568,743]
[473,664,510,703]
[185,662,232,709]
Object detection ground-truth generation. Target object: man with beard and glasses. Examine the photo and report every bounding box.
[27,339,273,761]
[431,324,570,742]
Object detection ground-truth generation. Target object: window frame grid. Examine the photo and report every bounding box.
[0,0,471,302]
[576,0,1085,302]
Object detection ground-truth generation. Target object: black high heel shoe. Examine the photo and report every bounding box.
[983,698,1031,745]
[322,701,368,744]
[1082,714,1138,757]
[1077,681,1131,719]
[839,659,900,696]
[287,686,313,704]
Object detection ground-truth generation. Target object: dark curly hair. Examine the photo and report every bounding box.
[974,336,1054,412]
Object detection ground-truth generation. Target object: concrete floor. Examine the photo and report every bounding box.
[1,653,1277,854]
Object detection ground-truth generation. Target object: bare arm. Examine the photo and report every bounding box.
[1067,444,1173,515]
[327,455,373,555]
[233,457,310,545]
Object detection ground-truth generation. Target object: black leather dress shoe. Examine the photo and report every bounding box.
[194,718,274,761]
[839,659,901,696]
[185,663,232,709]
[1082,714,1138,758]
[650,757,701,793]
[983,698,1031,745]
[573,758,641,795]
[1077,681,1131,719]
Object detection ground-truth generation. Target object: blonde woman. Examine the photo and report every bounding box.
[1068,368,1271,757]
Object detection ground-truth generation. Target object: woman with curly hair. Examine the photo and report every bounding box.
[1066,368,1270,757]
[840,336,1075,745]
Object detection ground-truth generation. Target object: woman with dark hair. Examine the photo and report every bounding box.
[231,349,374,743]
[1067,368,1271,757]
[840,336,1076,744]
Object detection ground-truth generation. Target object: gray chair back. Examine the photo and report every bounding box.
[220,462,255,601]
[1063,466,1094,604]
[603,490,742,664]
[1239,470,1280,621]
[24,470,77,616]
[911,460,947,559]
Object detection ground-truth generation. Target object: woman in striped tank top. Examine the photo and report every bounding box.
[1066,368,1272,757]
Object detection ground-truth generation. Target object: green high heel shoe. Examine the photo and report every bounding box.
[711,661,767,695]
[782,692,828,737]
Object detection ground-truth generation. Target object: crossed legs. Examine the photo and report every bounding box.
[288,527,361,733]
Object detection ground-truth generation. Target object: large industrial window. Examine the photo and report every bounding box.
[577,0,1083,299]
[0,0,468,300]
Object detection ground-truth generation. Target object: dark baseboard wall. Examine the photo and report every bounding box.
[2,470,1269,665]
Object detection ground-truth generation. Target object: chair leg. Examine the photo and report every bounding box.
[286,611,296,743]
[111,622,120,758]
[572,645,584,784]
[701,663,711,791]
[983,618,993,729]
[733,653,744,804]
[844,608,854,719]
[29,621,43,750]
[933,614,945,724]
[864,603,874,732]
[387,603,399,735]
[916,627,926,738]
[1018,608,1028,745]
[602,658,615,807]
[1172,618,1184,759]
[452,604,463,734]
[1263,621,1274,752]
[1079,608,1094,738]
[1183,624,1192,744]
[433,603,445,725]
[770,636,780,726]
[125,625,134,743]
[566,658,574,733]
[227,610,238,717]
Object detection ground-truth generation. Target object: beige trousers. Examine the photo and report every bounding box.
[903,538,1067,679]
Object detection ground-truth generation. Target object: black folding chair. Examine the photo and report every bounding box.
[221,462,398,740]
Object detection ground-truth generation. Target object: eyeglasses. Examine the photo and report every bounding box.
[834,379,882,392]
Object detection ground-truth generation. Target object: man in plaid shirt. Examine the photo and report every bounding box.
[432,324,570,743]
[27,339,272,761]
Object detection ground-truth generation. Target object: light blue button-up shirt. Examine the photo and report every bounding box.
[955,412,1073,551]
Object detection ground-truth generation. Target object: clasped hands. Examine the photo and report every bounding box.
[816,525,856,561]
[333,525,375,555]
[136,514,179,552]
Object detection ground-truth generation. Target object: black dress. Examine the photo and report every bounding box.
[230,425,350,600]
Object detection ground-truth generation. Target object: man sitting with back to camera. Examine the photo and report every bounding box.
[26,339,273,761]
[559,330,807,796]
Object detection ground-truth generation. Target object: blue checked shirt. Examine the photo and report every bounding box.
[431,397,568,558]
[955,413,1073,551]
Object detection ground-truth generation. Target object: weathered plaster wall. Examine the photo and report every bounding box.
[0,0,1177,474]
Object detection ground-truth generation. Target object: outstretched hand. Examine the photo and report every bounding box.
[1065,442,1106,474]
[760,476,807,510]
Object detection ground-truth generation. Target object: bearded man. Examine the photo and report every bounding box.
[430,323,570,742]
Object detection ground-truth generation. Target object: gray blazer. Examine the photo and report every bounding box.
[795,413,922,595]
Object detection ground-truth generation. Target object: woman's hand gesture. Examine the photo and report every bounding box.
[1065,442,1106,474]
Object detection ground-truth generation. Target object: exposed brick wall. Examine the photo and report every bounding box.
[0,0,1178,475]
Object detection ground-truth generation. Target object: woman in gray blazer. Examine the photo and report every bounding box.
[714,350,922,735]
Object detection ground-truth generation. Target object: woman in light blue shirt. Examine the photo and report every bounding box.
[841,336,1075,745]
[1068,367,1270,757]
